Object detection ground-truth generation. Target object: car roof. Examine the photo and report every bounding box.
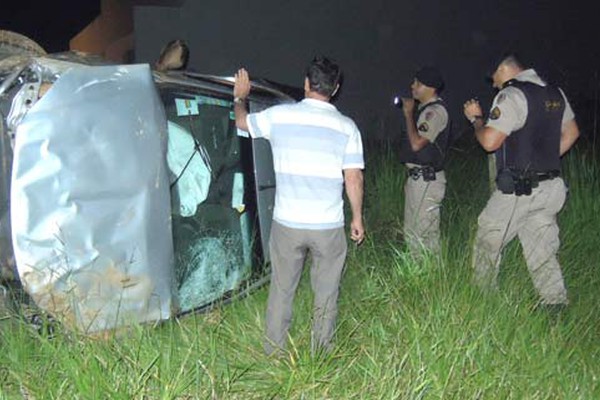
[0,51,296,105]
[154,70,297,103]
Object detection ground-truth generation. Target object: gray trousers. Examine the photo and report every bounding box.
[472,178,568,305]
[403,171,446,255]
[265,221,348,355]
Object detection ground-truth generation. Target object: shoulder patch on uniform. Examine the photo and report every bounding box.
[425,110,435,121]
[490,106,501,120]
[418,122,429,132]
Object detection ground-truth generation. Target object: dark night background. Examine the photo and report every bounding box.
[3,0,599,141]
[1,1,99,53]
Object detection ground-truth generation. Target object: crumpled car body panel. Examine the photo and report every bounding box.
[0,49,291,332]
[9,61,174,332]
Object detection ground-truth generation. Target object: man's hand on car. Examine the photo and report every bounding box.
[234,68,251,100]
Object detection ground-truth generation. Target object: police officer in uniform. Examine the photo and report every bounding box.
[463,53,580,309]
[399,67,450,256]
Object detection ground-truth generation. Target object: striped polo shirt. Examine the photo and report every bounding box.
[247,98,364,230]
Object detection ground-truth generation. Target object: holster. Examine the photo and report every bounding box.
[496,169,539,196]
[408,166,437,182]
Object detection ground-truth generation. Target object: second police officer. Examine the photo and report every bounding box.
[463,53,580,311]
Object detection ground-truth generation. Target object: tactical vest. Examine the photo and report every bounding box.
[399,99,450,170]
[495,80,565,173]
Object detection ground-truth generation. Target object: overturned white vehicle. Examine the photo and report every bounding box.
[0,31,290,332]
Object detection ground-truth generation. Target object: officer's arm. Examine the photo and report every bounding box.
[560,119,580,156]
[402,99,430,152]
[464,94,511,152]
[559,89,580,156]
[405,113,430,151]
[471,119,507,152]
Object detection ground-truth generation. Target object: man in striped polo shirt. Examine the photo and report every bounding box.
[233,56,365,355]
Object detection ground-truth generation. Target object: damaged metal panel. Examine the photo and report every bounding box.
[0,115,14,281]
[10,61,174,332]
[0,36,292,330]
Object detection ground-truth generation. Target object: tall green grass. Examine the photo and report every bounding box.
[1,139,599,399]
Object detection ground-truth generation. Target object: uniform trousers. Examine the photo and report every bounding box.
[265,221,347,355]
[403,171,446,255]
[472,178,568,305]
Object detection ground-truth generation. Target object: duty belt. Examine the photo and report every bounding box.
[535,170,560,182]
[407,165,442,181]
[496,168,560,196]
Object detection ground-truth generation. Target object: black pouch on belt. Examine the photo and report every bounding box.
[496,168,515,194]
[422,166,436,182]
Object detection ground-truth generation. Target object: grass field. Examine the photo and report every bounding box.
[1,138,599,399]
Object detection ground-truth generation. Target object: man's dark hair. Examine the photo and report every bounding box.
[487,51,529,77]
[498,52,527,71]
[305,56,342,97]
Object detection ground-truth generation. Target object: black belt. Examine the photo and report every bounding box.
[407,166,443,174]
[536,170,560,182]
[407,165,442,181]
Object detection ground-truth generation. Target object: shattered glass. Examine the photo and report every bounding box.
[162,88,254,312]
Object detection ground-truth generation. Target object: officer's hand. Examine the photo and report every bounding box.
[463,99,483,121]
[234,68,251,99]
[350,217,365,246]
[402,97,415,114]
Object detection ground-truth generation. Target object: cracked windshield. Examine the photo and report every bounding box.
[162,88,253,312]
